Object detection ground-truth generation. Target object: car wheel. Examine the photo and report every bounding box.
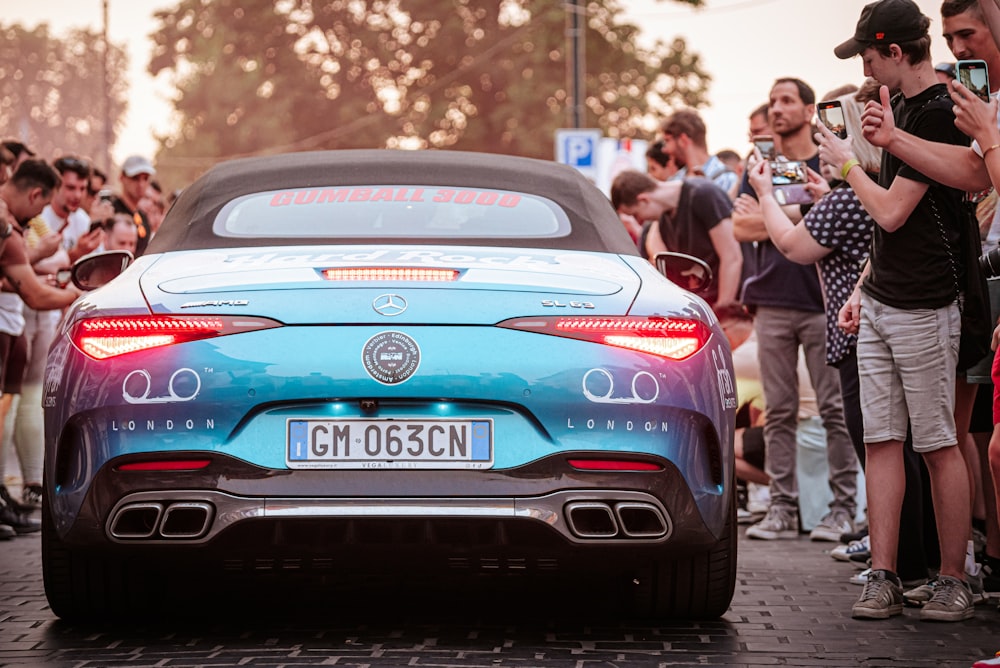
[633,488,737,619]
[42,499,147,621]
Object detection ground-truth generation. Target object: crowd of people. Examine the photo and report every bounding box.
[0,142,165,540]
[611,0,1000,642]
[3,0,1000,654]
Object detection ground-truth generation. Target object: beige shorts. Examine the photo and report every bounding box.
[857,294,960,452]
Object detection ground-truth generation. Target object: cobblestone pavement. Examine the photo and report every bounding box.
[1,523,997,668]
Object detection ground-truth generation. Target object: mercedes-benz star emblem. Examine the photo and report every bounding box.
[372,294,407,317]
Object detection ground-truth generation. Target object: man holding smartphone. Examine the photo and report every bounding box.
[823,0,975,622]
[732,77,860,547]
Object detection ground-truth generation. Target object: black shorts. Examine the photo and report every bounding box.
[0,332,27,395]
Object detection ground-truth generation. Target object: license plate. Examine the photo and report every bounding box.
[286,418,493,469]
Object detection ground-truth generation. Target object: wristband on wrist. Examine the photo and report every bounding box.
[841,158,860,180]
[984,143,1000,158]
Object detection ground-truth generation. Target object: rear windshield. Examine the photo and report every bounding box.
[214,185,571,239]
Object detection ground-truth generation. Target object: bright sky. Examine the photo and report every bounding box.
[7,0,961,164]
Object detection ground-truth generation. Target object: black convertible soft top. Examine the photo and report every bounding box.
[147,149,639,256]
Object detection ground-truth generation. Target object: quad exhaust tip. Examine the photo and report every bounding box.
[109,501,213,540]
[564,500,668,540]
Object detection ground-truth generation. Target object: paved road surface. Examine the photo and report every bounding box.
[1,518,997,668]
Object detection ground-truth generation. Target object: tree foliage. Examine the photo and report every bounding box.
[149,0,710,188]
[0,23,129,169]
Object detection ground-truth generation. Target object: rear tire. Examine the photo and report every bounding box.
[42,501,149,621]
[633,490,737,619]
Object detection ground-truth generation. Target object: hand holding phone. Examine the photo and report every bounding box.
[752,135,776,161]
[817,100,848,139]
[957,59,990,102]
[770,160,812,205]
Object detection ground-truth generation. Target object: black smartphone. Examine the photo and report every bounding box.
[88,220,104,234]
[957,59,990,101]
[752,135,776,161]
[817,100,848,139]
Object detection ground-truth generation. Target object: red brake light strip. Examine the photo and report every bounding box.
[321,267,459,281]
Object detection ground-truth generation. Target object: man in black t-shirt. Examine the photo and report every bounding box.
[610,170,741,311]
[824,0,975,623]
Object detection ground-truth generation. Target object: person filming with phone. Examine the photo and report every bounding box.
[819,0,980,623]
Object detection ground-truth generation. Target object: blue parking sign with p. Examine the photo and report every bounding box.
[556,129,602,173]
[564,135,594,167]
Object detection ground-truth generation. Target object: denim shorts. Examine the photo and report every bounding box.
[857,293,960,452]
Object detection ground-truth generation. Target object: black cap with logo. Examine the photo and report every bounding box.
[834,0,929,60]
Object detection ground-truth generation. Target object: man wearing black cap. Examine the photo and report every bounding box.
[820,0,977,623]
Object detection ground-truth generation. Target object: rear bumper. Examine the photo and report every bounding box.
[54,451,731,566]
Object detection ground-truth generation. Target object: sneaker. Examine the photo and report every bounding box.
[832,535,870,562]
[840,526,869,544]
[0,499,40,535]
[21,484,42,509]
[737,507,756,524]
[745,505,798,540]
[0,523,14,540]
[810,509,854,542]
[905,571,986,606]
[0,485,31,514]
[904,577,937,606]
[746,482,770,515]
[850,567,873,586]
[919,574,975,622]
[972,651,1000,667]
[851,569,904,619]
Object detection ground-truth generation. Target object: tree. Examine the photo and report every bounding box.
[149,0,710,188]
[0,23,129,170]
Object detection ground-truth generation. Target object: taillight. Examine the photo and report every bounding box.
[70,315,281,360]
[499,316,710,361]
[567,459,664,472]
[320,267,460,281]
[117,459,211,472]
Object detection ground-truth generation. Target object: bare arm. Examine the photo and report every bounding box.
[707,218,742,308]
[817,120,929,231]
[3,263,80,310]
[747,159,831,264]
[853,85,990,191]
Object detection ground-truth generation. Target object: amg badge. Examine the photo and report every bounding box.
[362,331,420,384]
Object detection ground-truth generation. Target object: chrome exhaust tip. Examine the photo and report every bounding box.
[109,502,163,539]
[564,501,618,538]
[159,502,214,539]
[614,501,668,538]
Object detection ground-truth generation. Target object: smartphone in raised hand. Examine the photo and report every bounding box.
[817,100,848,139]
[957,59,990,102]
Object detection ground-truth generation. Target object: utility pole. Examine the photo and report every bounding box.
[102,0,112,175]
[565,0,586,129]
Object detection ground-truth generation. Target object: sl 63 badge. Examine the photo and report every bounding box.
[541,300,595,308]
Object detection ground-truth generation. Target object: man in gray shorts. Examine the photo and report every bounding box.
[821,0,977,622]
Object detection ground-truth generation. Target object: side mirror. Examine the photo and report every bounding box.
[654,252,713,295]
[72,250,134,291]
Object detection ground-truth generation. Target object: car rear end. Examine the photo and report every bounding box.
[42,151,736,619]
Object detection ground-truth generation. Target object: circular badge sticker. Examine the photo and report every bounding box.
[362,331,421,385]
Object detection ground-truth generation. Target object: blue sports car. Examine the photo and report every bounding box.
[42,150,737,619]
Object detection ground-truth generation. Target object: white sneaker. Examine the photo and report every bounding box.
[850,567,872,586]
[746,482,770,515]
[831,535,870,562]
